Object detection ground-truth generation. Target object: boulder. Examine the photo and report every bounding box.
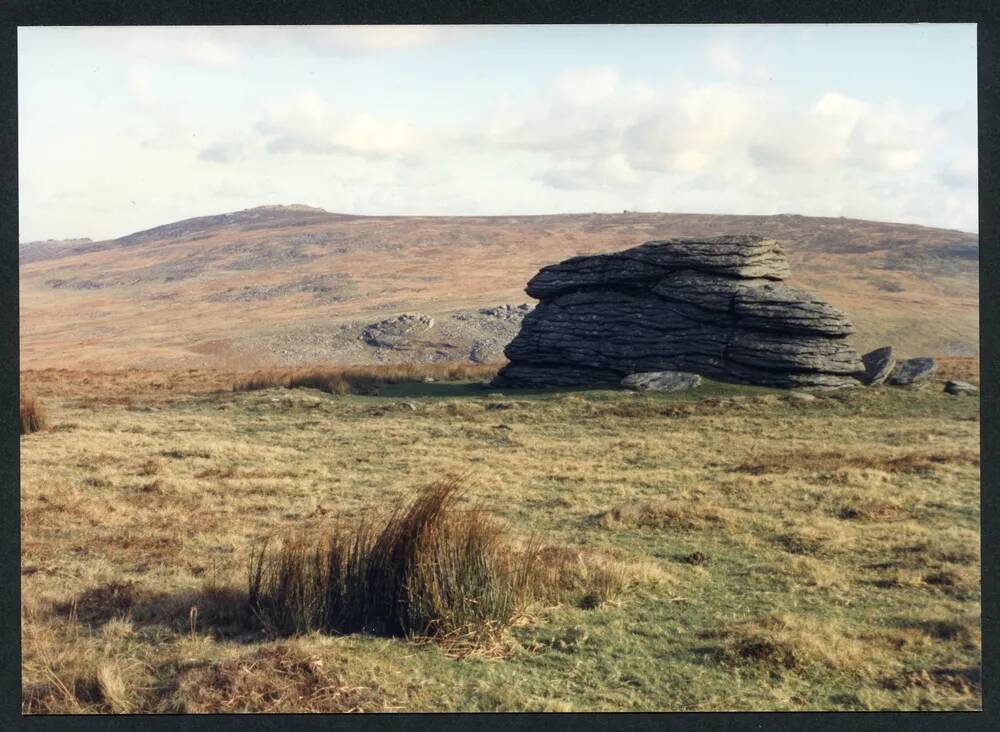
[860,346,896,386]
[621,371,702,393]
[944,380,978,396]
[492,236,864,389]
[888,357,937,386]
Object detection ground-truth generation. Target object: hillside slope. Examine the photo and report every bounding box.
[19,205,979,370]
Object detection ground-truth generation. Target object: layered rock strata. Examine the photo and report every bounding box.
[492,236,865,389]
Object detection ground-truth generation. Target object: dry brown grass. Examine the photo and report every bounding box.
[936,357,980,384]
[532,545,672,609]
[234,362,502,395]
[713,613,880,677]
[21,393,47,434]
[734,449,980,476]
[173,643,388,713]
[594,499,732,531]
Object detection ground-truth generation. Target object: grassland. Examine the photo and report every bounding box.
[20,359,981,712]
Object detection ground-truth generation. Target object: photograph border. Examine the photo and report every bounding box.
[1,1,995,730]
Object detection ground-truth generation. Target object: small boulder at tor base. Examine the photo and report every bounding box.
[786,391,817,403]
[944,380,978,396]
[888,357,937,386]
[621,371,702,393]
[860,346,896,386]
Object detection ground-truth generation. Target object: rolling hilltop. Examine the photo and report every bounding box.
[19,205,979,370]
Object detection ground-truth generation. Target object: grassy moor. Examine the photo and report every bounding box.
[19,209,978,371]
[19,358,980,712]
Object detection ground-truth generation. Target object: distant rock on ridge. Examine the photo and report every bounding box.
[492,235,866,389]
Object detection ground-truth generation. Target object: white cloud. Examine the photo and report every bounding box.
[255,90,428,160]
[706,42,743,75]
[705,39,773,81]
[178,29,241,68]
[184,25,464,60]
[128,68,158,108]
[478,68,653,157]
[749,93,927,173]
[85,28,245,69]
[299,26,453,56]
[623,86,767,173]
[125,67,194,151]
[541,154,640,190]
[554,66,622,106]
[940,153,977,188]
[199,140,244,164]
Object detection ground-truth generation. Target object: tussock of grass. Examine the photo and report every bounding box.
[248,479,544,644]
[771,521,855,557]
[173,643,388,713]
[781,555,849,591]
[95,661,135,714]
[832,493,905,522]
[594,499,731,531]
[881,666,981,702]
[714,613,877,678]
[231,371,292,392]
[896,616,981,647]
[136,458,162,476]
[532,545,671,609]
[21,393,47,434]
[233,362,503,395]
[21,614,141,714]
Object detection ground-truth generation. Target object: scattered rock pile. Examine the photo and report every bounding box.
[361,313,434,349]
[492,235,867,389]
[463,303,534,321]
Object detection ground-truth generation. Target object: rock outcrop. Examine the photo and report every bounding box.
[492,235,866,389]
[361,313,434,349]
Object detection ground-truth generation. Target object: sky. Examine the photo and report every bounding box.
[18,24,978,242]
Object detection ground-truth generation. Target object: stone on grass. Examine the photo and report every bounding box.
[944,380,978,396]
[786,391,817,403]
[621,371,702,393]
[888,357,937,386]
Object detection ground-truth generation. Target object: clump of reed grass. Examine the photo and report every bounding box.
[232,371,290,392]
[233,362,503,395]
[20,393,47,434]
[247,479,541,645]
